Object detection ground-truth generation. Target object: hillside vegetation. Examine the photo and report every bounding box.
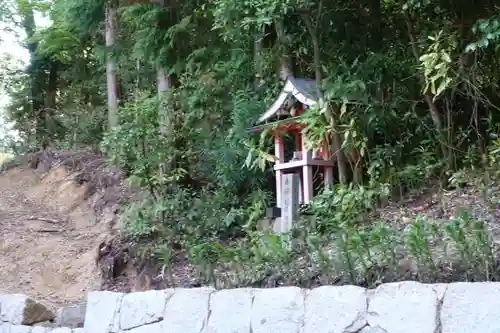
[2,0,500,289]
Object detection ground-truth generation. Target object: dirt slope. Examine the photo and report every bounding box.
[0,155,126,308]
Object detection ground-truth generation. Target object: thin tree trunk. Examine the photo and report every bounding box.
[157,64,170,131]
[253,30,264,92]
[406,13,452,184]
[274,19,293,81]
[301,7,349,184]
[351,151,363,184]
[45,62,58,110]
[105,3,119,128]
[404,14,445,142]
[157,63,171,187]
[42,61,58,149]
[369,0,382,52]
[19,2,44,149]
[135,59,141,97]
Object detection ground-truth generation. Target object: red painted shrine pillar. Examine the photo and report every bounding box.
[295,131,302,153]
[275,136,285,207]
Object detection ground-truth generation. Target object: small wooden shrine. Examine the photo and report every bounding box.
[249,76,336,215]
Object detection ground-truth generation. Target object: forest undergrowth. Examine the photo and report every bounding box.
[120,166,500,290]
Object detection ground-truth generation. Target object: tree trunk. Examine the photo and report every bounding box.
[404,13,447,158]
[157,64,170,132]
[157,64,171,184]
[105,2,119,128]
[301,9,349,184]
[42,61,58,149]
[351,149,363,185]
[369,0,382,52]
[253,30,264,92]
[274,19,293,81]
[19,1,44,149]
[45,62,58,110]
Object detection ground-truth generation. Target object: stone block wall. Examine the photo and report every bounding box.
[0,294,83,333]
[2,281,499,333]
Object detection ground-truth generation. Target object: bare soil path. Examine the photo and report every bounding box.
[0,167,107,309]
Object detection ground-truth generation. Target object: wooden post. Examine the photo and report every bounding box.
[324,167,334,189]
[275,136,285,207]
[294,131,303,204]
[302,166,313,203]
[298,172,303,204]
[295,131,302,152]
[301,138,314,203]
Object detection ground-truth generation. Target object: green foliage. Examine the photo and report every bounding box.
[466,15,500,52]
[101,93,172,192]
[301,183,390,233]
[419,31,456,98]
[175,182,500,288]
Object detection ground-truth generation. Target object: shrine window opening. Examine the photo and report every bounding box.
[283,133,296,162]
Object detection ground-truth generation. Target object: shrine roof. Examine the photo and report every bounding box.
[247,116,303,133]
[257,76,318,124]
